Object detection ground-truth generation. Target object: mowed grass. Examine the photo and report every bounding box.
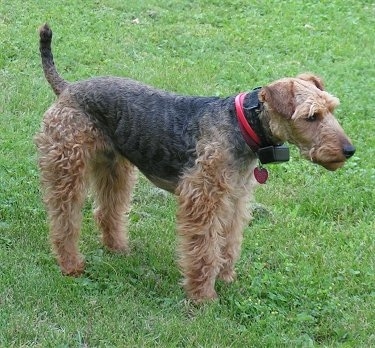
[0,0,374,346]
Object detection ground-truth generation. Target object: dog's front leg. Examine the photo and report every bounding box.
[176,144,235,302]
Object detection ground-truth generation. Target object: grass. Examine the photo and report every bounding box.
[0,0,374,346]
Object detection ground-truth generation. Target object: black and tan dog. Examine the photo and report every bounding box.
[35,24,355,302]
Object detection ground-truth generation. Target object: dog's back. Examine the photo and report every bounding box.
[38,24,238,185]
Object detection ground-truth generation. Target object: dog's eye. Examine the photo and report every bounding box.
[306,114,318,122]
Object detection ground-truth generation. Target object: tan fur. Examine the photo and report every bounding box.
[175,138,254,300]
[259,76,352,171]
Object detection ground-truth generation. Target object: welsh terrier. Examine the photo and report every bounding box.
[35,24,355,302]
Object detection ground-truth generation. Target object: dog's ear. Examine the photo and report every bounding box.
[258,80,296,118]
[297,73,325,90]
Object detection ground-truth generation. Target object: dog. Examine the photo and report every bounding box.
[35,24,355,302]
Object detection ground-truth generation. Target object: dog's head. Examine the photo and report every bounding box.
[258,73,355,171]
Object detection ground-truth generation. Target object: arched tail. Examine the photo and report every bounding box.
[39,24,69,96]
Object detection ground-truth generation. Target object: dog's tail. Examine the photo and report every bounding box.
[39,24,69,96]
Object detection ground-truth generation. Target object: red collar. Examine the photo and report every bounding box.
[235,92,262,151]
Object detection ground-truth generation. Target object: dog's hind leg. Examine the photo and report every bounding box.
[35,106,103,275]
[91,152,136,253]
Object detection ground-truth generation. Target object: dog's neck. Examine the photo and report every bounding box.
[235,90,290,165]
[237,89,281,148]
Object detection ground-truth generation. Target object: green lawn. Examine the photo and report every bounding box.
[1,0,374,346]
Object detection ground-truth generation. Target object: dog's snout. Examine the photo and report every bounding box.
[343,144,356,159]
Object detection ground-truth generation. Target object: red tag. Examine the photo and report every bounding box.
[254,167,268,184]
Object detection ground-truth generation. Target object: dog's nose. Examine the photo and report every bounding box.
[343,144,356,158]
